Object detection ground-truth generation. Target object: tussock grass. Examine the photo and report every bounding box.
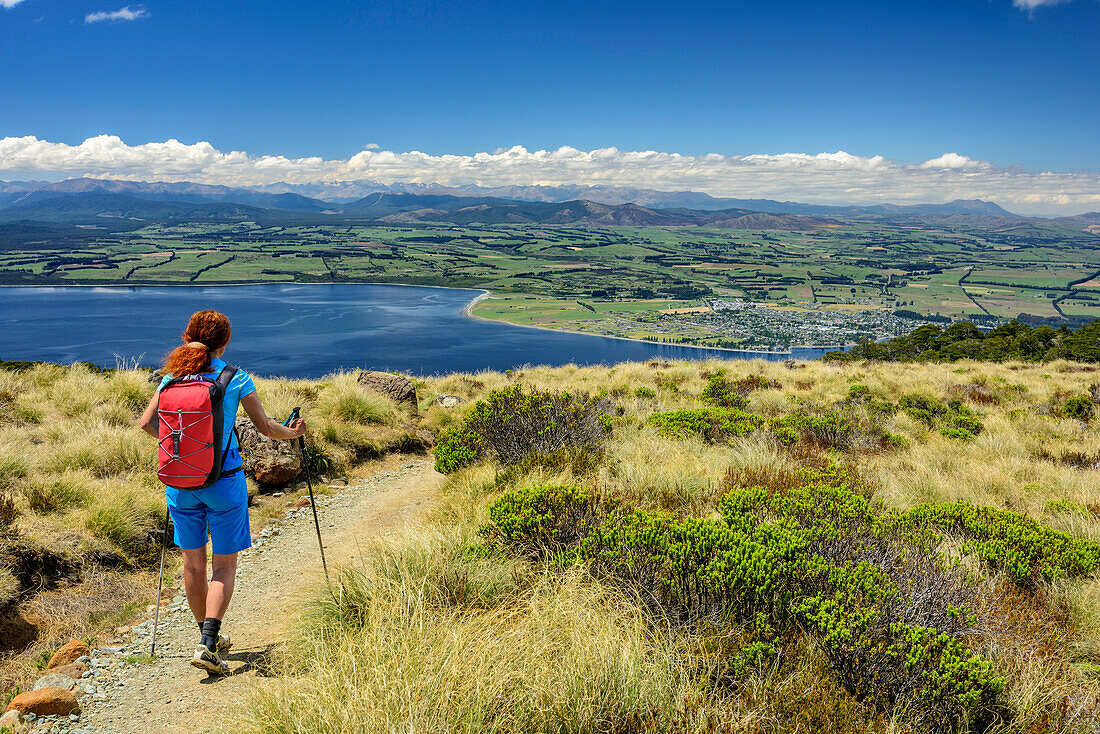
[315,373,396,425]
[20,470,91,513]
[600,424,730,515]
[241,533,696,734]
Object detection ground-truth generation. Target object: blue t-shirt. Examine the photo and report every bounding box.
[158,357,257,458]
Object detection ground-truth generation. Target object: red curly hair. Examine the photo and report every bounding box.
[162,310,232,376]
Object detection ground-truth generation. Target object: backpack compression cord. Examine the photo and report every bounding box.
[156,366,237,490]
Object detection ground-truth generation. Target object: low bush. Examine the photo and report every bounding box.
[904,502,1100,587]
[1060,395,1094,422]
[433,386,609,474]
[771,410,861,449]
[899,393,984,440]
[700,373,748,408]
[633,386,656,399]
[485,468,1005,732]
[647,407,765,443]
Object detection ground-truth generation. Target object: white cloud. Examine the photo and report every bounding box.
[1,135,1099,215]
[85,5,148,23]
[920,152,986,170]
[1013,0,1069,9]
[1,0,27,8]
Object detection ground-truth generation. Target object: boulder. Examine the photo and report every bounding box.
[436,394,464,409]
[54,662,87,679]
[5,688,80,718]
[45,640,87,670]
[358,371,418,413]
[32,673,76,692]
[235,417,302,487]
[0,710,20,730]
[1091,383,1100,404]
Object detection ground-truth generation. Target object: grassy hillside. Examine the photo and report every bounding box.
[4,357,1100,732]
[239,358,1100,734]
[0,363,436,690]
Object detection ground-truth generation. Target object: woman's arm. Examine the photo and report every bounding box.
[240,392,307,440]
[139,392,159,437]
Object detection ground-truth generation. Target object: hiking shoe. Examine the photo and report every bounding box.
[217,633,232,654]
[191,645,230,676]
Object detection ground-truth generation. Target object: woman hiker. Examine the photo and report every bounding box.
[139,309,306,675]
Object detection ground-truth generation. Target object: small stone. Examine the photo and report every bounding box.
[0,710,20,730]
[46,641,89,670]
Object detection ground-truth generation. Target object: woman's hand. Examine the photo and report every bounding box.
[241,393,308,441]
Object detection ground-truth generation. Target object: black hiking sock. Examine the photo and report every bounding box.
[200,618,222,652]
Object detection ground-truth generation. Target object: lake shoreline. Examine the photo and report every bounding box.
[464,292,848,357]
[2,281,848,359]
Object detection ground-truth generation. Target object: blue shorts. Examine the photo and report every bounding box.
[166,448,251,555]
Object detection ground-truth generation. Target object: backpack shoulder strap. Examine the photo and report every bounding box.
[215,365,238,390]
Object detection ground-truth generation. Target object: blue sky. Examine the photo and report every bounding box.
[1,0,1098,212]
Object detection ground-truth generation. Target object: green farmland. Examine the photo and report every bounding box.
[3,218,1099,348]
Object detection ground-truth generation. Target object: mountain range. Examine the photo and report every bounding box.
[0,177,1094,230]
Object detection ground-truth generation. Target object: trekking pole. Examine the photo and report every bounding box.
[285,407,329,583]
[150,504,170,657]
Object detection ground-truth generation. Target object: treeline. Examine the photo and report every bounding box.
[825,319,1100,363]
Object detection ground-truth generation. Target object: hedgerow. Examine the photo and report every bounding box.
[484,468,1007,732]
[433,386,610,473]
[646,407,765,443]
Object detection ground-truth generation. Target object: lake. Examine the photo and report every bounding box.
[0,284,837,377]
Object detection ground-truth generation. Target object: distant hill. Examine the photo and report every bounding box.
[1,179,330,212]
[5,178,1096,230]
[0,193,275,224]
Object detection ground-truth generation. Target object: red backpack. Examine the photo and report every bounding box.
[156,366,239,489]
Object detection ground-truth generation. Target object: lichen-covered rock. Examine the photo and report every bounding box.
[45,639,87,670]
[235,417,302,487]
[436,394,464,409]
[358,371,418,413]
[32,673,76,692]
[5,687,80,717]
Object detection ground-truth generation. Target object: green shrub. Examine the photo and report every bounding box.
[701,373,748,408]
[646,408,764,443]
[771,410,860,449]
[899,393,984,440]
[433,386,609,474]
[904,501,1100,586]
[1060,395,1094,422]
[485,467,1004,732]
[633,386,656,399]
[485,485,597,554]
[847,384,870,400]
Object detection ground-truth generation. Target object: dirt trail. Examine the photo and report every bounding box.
[77,456,441,734]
